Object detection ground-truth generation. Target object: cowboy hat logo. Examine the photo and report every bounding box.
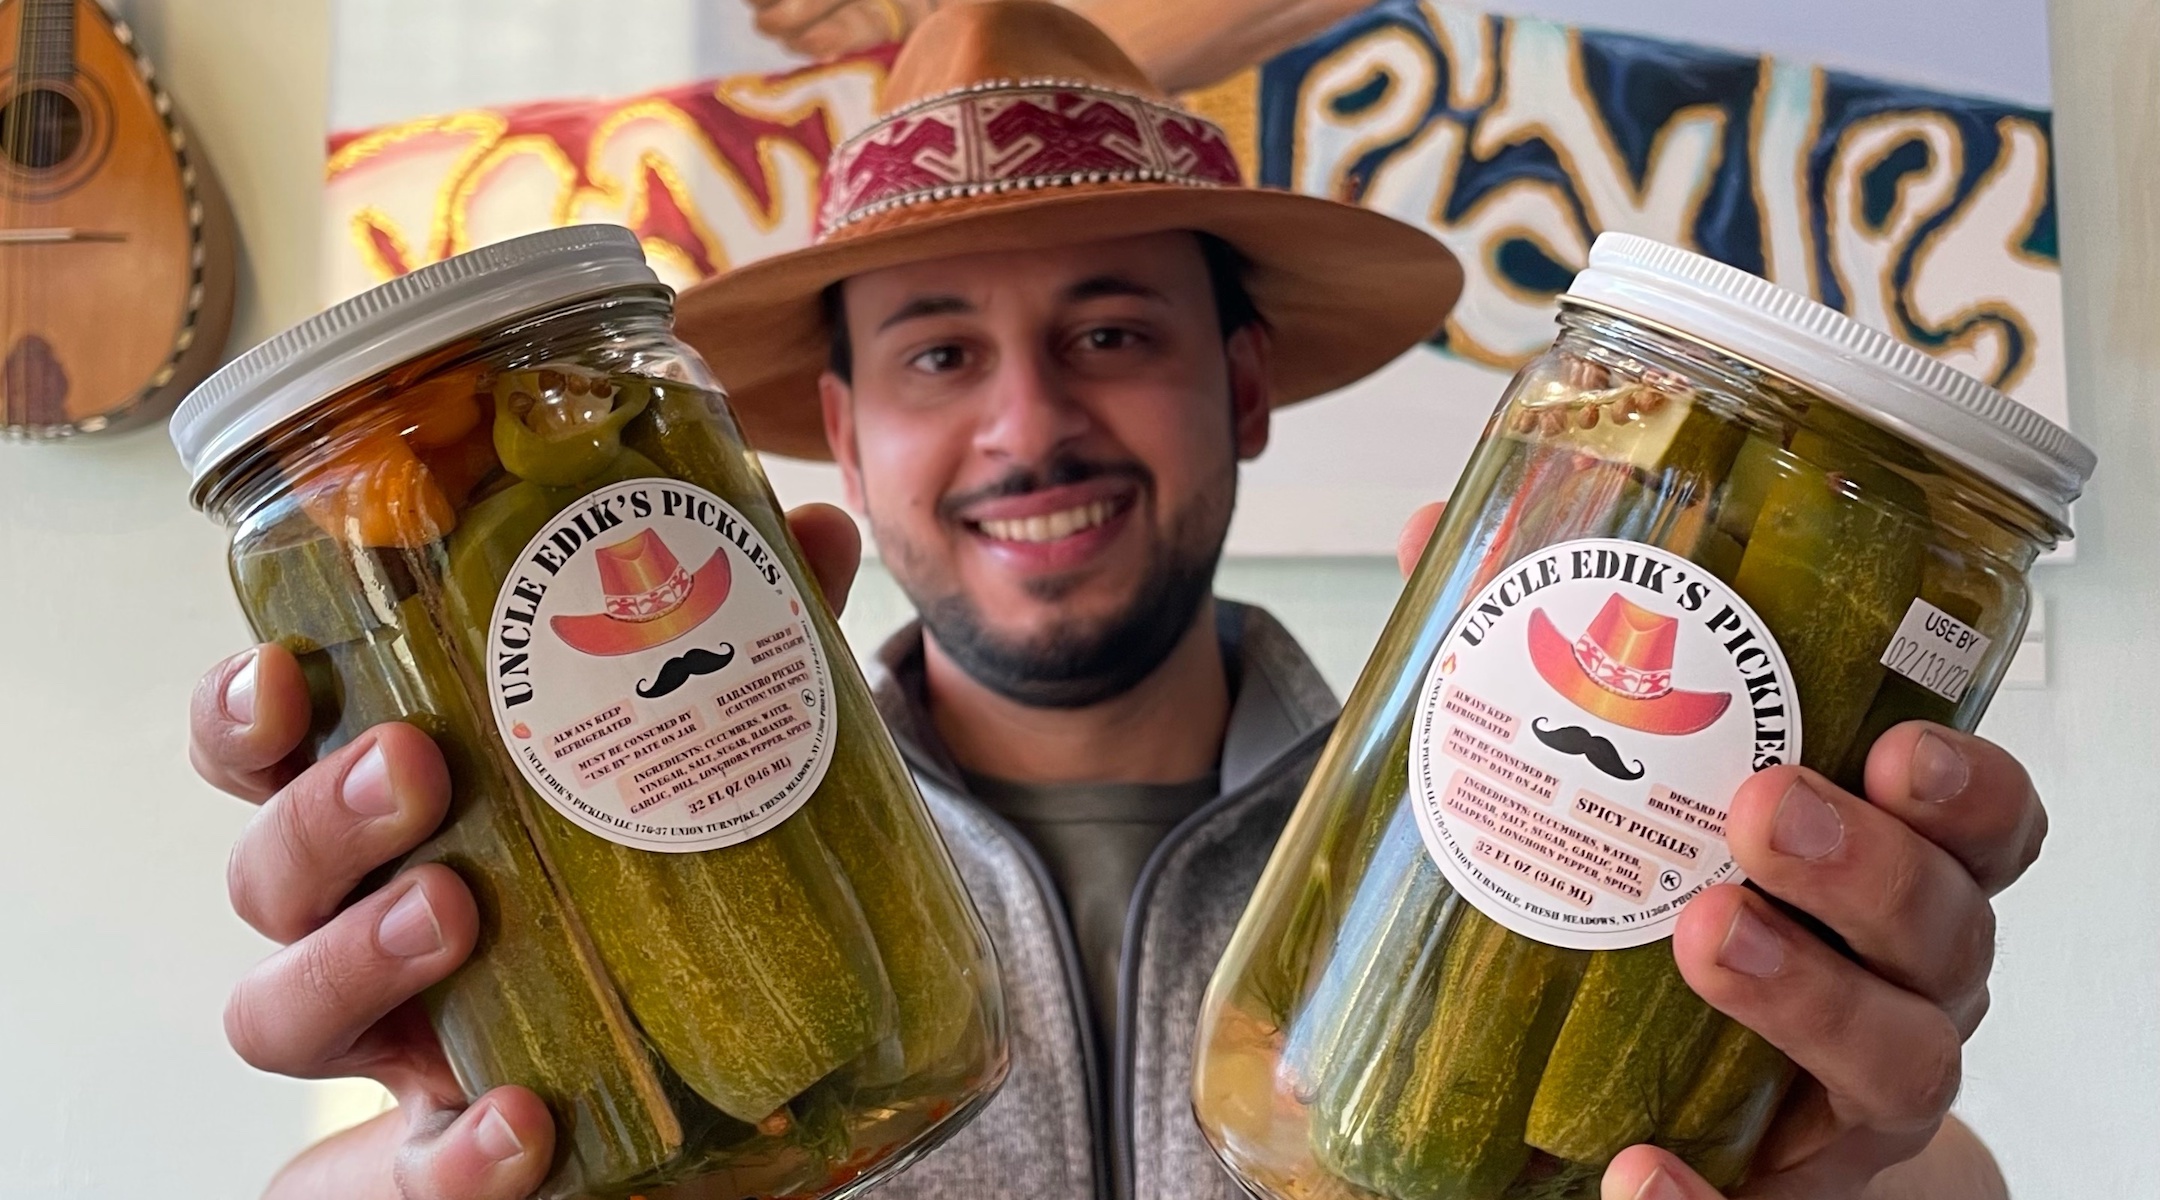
[1526,594,1731,737]
[550,528,733,658]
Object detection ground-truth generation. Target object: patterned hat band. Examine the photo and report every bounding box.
[605,563,696,622]
[816,79,1244,239]
[1573,634,1675,700]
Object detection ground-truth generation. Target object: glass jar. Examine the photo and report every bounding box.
[171,226,1006,1200]
[1193,234,2093,1200]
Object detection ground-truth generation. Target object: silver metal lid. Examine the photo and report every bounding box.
[171,224,664,500]
[1565,232,2094,532]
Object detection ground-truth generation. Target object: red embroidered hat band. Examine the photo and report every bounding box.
[818,80,1245,239]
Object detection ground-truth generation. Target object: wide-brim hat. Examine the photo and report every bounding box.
[1526,605,1731,737]
[674,0,1464,460]
[552,545,734,657]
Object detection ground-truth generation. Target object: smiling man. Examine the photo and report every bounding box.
[189,5,2032,1200]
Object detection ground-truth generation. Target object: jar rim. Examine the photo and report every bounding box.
[170,224,666,504]
[1564,233,2093,534]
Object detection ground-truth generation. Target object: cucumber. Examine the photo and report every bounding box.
[1281,793,1432,1100]
[433,434,897,1124]
[1315,908,1586,1200]
[1733,424,1928,774]
[628,382,996,1082]
[1831,543,2020,789]
[1525,943,1719,1165]
[237,536,684,1196]
[528,808,894,1122]
[1657,1021,1796,1190]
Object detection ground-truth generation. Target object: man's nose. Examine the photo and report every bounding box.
[971,344,1090,464]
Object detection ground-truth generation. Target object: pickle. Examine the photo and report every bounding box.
[1657,1023,1796,1190]
[529,811,895,1122]
[1831,545,2019,789]
[1525,944,1719,1165]
[628,382,992,1079]
[432,427,896,1124]
[237,534,683,1194]
[1281,793,1428,1099]
[1732,426,1926,773]
[1315,908,1586,1200]
[1610,399,1752,554]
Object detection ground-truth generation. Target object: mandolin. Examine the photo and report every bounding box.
[0,0,234,439]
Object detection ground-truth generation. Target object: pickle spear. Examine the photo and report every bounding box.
[1831,545,2020,789]
[1315,908,1586,1200]
[1733,419,1927,773]
[237,534,684,1195]
[1525,944,1719,1165]
[439,390,896,1124]
[626,380,993,1079]
[1656,1021,1797,1190]
[1280,793,1430,1099]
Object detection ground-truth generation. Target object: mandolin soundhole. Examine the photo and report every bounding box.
[4,335,71,426]
[0,86,84,169]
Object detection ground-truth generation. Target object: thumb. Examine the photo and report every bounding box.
[392,1088,556,1200]
[785,502,864,616]
[1603,1145,1728,1200]
[1396,501,1447,578]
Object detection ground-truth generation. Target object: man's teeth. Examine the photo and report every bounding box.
[978,501,1118,544]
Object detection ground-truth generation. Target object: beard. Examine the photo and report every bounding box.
[878,453,1233,709]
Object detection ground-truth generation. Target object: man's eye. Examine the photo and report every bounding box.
[1082,327,1139,351]
[909,345,967,373]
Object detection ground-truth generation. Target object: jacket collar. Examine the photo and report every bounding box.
[865,600,1339,797]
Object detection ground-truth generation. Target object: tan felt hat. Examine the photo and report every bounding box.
[673,0,1465,460]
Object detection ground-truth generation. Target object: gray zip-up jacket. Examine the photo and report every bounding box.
[860,601,1341,1200]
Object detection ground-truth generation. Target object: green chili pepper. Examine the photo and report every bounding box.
[492,369,653,486]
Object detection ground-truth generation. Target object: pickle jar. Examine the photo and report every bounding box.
[171,226,1007,1200]
[1193,233,2094,1200]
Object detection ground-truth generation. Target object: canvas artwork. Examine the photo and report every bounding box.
[324,0,2065,555]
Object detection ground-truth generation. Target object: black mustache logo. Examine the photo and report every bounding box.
[637,643,735,699]
[1532,717,1645,781]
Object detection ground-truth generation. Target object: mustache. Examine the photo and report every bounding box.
[936,454,1153,524]
[1532,718,1646,781]
[636,643,735,699]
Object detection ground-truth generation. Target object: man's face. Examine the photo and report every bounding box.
[820,231,1271,707]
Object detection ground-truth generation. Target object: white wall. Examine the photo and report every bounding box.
[0,0,2152,1196]
[0,3,334,1195]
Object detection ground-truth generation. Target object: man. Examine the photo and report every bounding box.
[190,5,2035,1198]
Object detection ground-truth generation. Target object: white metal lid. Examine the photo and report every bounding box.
[171,224,665,500]
[1564,232,2094,532]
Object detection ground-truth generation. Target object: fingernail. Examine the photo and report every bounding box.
[474,1103,525,1163]
[1632,1167,1687,1200]
[1912,730,1971,803]
[1718,902,1784,978]
[342,742,398,819]
[1770,777,1843,860]
[377,886,442,959]
[223,652,258,727]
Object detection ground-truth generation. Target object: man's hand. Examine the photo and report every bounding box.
[194,505,862,1200]
[1396,502,2039,1199]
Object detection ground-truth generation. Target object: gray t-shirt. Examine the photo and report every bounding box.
[962,769,1220,1051]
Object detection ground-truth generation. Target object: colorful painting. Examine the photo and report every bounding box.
[323,0,2066,553]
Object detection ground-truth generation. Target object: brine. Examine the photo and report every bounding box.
[200,287,1007,1200]
[1192,306,2050,1200]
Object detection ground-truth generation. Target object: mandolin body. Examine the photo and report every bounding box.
[0,0,233,438]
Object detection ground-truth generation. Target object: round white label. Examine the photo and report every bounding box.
[485,479,837,853]
[1409,538,1801,950]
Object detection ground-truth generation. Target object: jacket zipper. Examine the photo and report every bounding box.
[901,749,1115,1200]
[1112,719,1338,1200]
